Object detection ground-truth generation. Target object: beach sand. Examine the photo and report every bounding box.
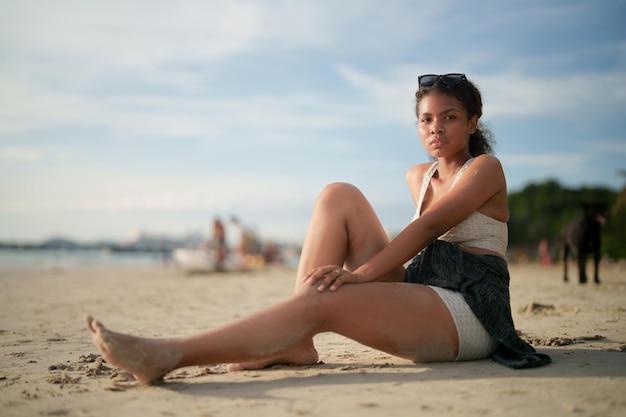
[1,261,625,417]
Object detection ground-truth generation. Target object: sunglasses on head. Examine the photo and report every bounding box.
[418,73,467,88]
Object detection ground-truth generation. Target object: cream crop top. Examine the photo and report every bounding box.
[412,158,508,258]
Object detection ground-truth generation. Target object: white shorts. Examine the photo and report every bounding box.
[429,286,499,361]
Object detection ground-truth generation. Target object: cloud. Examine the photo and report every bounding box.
[0,165,313,214]
[1,0,624,241]
[0,145,77,163]
[0,77,104,133]
[1,2,265,73]
[480,72,626,119]
[590,140,626,154]
[500,152,588,168]
[0,76,396,145]
[334,64,416,122]
[6,1,622,144]
[334,64,626,122]
[1,1,399,84]
[0,146,42,162]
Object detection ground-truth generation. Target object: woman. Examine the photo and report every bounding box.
[86,74,549,385]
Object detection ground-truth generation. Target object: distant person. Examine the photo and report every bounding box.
[538,238,552,266]
[230,216,248,259]
[212,217,227,269]
[230,218,263,267]
[86,73,550,385]
[263,241,281,265]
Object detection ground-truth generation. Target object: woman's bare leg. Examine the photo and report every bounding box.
[295,182,405,288]
[229,183,405,370]
[86,282,457,385]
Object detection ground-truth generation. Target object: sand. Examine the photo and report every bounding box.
[1,261,625,417]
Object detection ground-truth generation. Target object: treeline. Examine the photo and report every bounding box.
[508,180,626,260]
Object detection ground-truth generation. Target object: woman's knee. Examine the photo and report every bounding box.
[316,182,367,213]
[292,283,331,327]
[318,182,363,203]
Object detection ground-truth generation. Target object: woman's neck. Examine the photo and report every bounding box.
[434,153,473,182]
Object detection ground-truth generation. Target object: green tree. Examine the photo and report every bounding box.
[508,180,619,259]
[603,185,626,259]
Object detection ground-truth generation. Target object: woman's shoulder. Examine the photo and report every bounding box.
[464,155,505,181]
[472,154,503,169]
[405,161,434,183]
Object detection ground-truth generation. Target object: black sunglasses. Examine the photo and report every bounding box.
[418,73,467,88]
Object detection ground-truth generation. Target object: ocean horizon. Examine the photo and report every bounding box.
[0,248,165,271]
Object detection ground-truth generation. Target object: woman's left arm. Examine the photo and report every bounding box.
[305,155,506,291]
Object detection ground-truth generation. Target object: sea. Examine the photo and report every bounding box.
[0,248,165,271]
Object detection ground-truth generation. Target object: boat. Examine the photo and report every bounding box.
[171,247,244,273]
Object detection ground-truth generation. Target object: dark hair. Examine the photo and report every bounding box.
[415,77,495,156]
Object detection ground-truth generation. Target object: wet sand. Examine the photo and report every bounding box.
[1,261,625,416]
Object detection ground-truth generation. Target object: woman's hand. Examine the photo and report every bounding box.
[303,265,365,292]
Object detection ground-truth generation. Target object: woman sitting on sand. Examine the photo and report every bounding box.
[86,73,550,384]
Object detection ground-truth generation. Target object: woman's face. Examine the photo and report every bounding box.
[417,93,477,159]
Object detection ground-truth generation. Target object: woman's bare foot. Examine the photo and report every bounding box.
[227,341,319,372]
[85,315,182,384]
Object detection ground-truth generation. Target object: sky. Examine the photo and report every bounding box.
[1,0,625,245]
